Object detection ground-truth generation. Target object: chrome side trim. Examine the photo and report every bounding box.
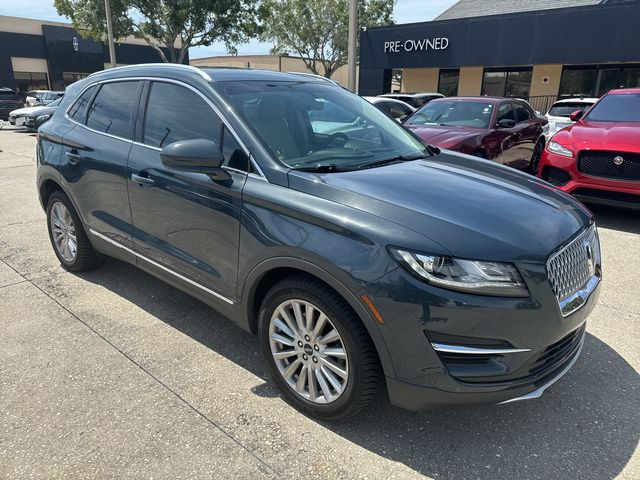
[499,334,584,404]
[431,343,531,355]
[89,229,234,305]
[559,275,600,317]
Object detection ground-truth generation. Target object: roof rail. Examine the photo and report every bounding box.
[89,63,212,82]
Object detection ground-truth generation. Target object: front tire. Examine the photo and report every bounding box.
[46,191,103,272]
[530,138,545,175]
[258,276,380,420]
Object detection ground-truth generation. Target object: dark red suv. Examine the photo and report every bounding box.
[404,97,548,172]
[539,89,640,209]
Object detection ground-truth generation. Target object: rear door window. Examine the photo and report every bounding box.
[143,81,222,149]
[513,103,532,123]
[86,81,141,139]
[496,102,515,123]
[68,85,96,123]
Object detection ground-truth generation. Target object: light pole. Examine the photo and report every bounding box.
[105,0,117,68]
[347,0,357,92]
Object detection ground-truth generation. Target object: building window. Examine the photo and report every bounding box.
[13,71,49,101]
[559,65,640,98]
[482,69,532,98]
[438,69,459,97]
[62,72,89,88]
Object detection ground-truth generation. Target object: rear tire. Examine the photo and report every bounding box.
[46,191,103,272]
[258,276,380,420]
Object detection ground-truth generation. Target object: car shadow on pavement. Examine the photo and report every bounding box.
[588,204,640,234]
[77,260,639,480]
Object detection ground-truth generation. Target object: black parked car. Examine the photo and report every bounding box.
[0,87,23,120]
[36,64,601,419]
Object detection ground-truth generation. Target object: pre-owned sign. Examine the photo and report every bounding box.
[383,37,449,53]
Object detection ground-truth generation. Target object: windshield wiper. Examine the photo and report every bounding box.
[354,152,433,170]
[291,163,353,173]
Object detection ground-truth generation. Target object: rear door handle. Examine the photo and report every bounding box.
[131,172,155,186]
[65,150,82,164]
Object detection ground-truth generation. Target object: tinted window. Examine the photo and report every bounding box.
[547,102,594,117]
[143,82,222,148]
[438,70,459,97]
[68,85,96,122]
[221,126,249,171]
[406,100,494,129]
[513,103,532,122]
[496,103,515,123]
[585,93,640,122]
[86,82,140,138]
[388,102,411,119]
[214,81,428,169]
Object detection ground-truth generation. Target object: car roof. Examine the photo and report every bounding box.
[364,96,412,105]
[380,92,442,98]
[87,63,341,85]
[552,97,599,104]
[429,96,505,103]
[608,88,640,95]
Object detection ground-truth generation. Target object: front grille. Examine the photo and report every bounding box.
[542,165,571,186]
[547,225,598,303]
[577,150,640,181]
[528,324,585,377]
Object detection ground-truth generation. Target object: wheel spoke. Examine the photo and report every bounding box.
[311,313,327,340]
[282,359,301,380]
[315,368,333,401]
[321,365,342,392]
[323,347,346,359]
[319,328,340,345]
[296,364,308,393]
[320,356,347,379]
[292,301,305,332]
[277,307,299,338]
[273,318,295,339]
[272,349,298,360]
[304,302,315,332]
[272,332,294,347]
[307,365,317,401]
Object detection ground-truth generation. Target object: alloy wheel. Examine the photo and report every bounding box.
[50,201,78,262]
[268,299,349,404]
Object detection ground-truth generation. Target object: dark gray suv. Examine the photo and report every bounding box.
[36,64,601,420]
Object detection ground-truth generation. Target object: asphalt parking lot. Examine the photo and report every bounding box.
[0,126,638,479]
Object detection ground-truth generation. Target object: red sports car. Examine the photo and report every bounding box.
[539,89,640,209]
[403,97,548,171]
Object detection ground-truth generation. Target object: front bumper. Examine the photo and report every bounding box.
[360,256,600,411]
[539,151,640,208]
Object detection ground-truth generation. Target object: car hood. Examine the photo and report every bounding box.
[554,121,640,152]
[10,106,40,116]
[404,124,483,147]
[288,153,591,263]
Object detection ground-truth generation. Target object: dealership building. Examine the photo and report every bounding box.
[359,0,640,111]
[0,15,182,100]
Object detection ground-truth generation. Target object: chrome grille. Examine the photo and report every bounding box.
[547,225,598,302]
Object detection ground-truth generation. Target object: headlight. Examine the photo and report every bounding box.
[36,114,51,123]
[389,248,529,297]
[547,141,573,157]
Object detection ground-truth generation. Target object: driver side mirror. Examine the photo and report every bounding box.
[161,139,226,177]
[399,114,409,123]
[497,118,516,129]
[569,110,584,122]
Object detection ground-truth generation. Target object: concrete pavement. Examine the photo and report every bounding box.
[1,128,638,479]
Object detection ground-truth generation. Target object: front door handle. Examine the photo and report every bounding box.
[65,150,82,164]
[131,173,155,186]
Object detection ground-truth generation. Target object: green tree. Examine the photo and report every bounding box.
[259,0,394,79]
[54,0,261,64]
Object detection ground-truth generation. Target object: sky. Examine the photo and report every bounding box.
[0,0,458,58]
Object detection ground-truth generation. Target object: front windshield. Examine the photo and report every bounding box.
[213,81,429,170]
[48,98,63,108]
[406,100,494,129]
[584,93,640,122]
[548,102,593,117]
[407,100,493,128]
